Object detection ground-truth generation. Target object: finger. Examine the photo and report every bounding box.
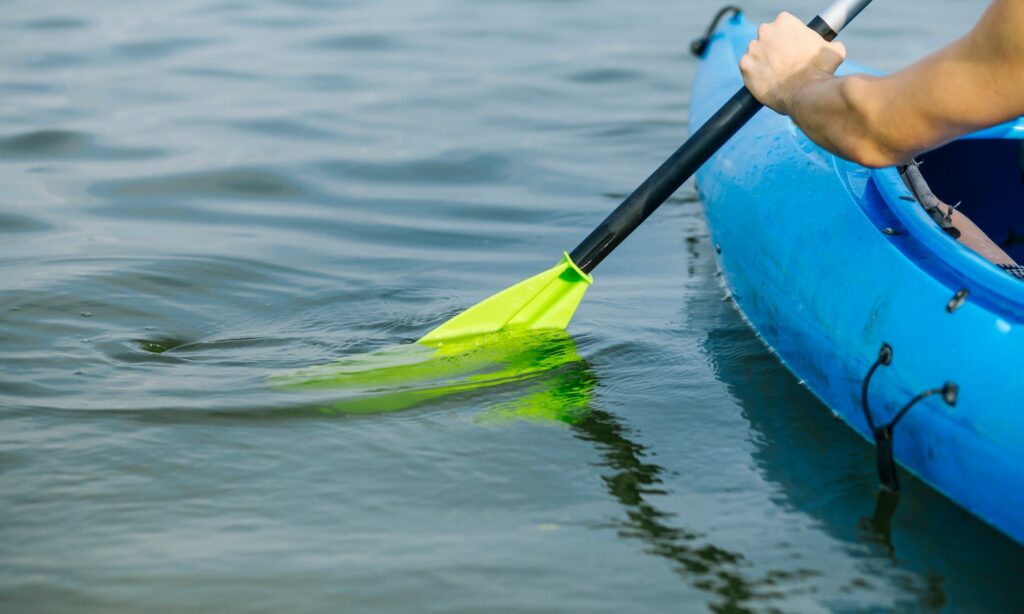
[739,49,758,74]
[738,53,752,74]
[830,41,847,60]
[778,11,802,26]
[817,42,847,73]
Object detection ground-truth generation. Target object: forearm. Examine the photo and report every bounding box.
[785,73,910,168]
[736,12,908,167]
[741,1,1024,168]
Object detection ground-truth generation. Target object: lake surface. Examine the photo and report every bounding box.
[3,0,1021,611]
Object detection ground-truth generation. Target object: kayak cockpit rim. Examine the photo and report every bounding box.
[867,152,1024,323]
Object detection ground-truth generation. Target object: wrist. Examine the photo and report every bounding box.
[775,68,833,116]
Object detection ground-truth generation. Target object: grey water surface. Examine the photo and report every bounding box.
[3,0,1022,612]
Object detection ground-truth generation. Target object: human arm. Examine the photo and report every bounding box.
[739,1,1024,168]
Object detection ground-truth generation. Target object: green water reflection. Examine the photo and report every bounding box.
[280,330,805,610]
[570,402,816,611]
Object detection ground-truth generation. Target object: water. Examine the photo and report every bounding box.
[2,0,1021,611]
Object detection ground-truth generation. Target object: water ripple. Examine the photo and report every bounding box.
[0,212,53,234]
[228,117,336,141]
[0,129,164,161]
[110,37,212,61]
[20,17,89,30]
[308,33,402,52]
[320,151,519,185]
[566,67,642,84]
[21,53,89,70]
[90,167,310,201]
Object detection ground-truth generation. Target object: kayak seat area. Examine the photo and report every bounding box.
[917,139,1024,263]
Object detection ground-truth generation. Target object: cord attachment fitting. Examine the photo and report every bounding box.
[691,6,743,57]
[861,343,958,491]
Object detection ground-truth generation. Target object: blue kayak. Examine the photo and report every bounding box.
[691,13,1024,545]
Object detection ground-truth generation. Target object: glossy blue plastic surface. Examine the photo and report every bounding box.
[692,14,1024,544]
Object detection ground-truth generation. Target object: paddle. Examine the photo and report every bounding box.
[421,0,873,344]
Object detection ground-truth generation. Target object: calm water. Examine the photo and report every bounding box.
[2,0,1021,611]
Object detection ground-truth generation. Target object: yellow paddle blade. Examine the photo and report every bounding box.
[418,252,593,344]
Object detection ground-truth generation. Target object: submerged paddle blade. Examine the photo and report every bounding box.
[273,330,590,418]
[419,252,593,344]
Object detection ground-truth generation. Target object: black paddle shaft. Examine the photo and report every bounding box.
[568,1,871,274]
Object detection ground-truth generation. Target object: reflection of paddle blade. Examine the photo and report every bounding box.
[478,365,595,426]
[273,330,588,416]
[419,252,592,344]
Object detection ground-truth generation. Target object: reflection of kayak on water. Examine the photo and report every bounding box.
[692,13,1024,545]
[698,270,1024,606]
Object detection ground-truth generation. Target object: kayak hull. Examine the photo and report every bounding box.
[692,15,1024,544]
